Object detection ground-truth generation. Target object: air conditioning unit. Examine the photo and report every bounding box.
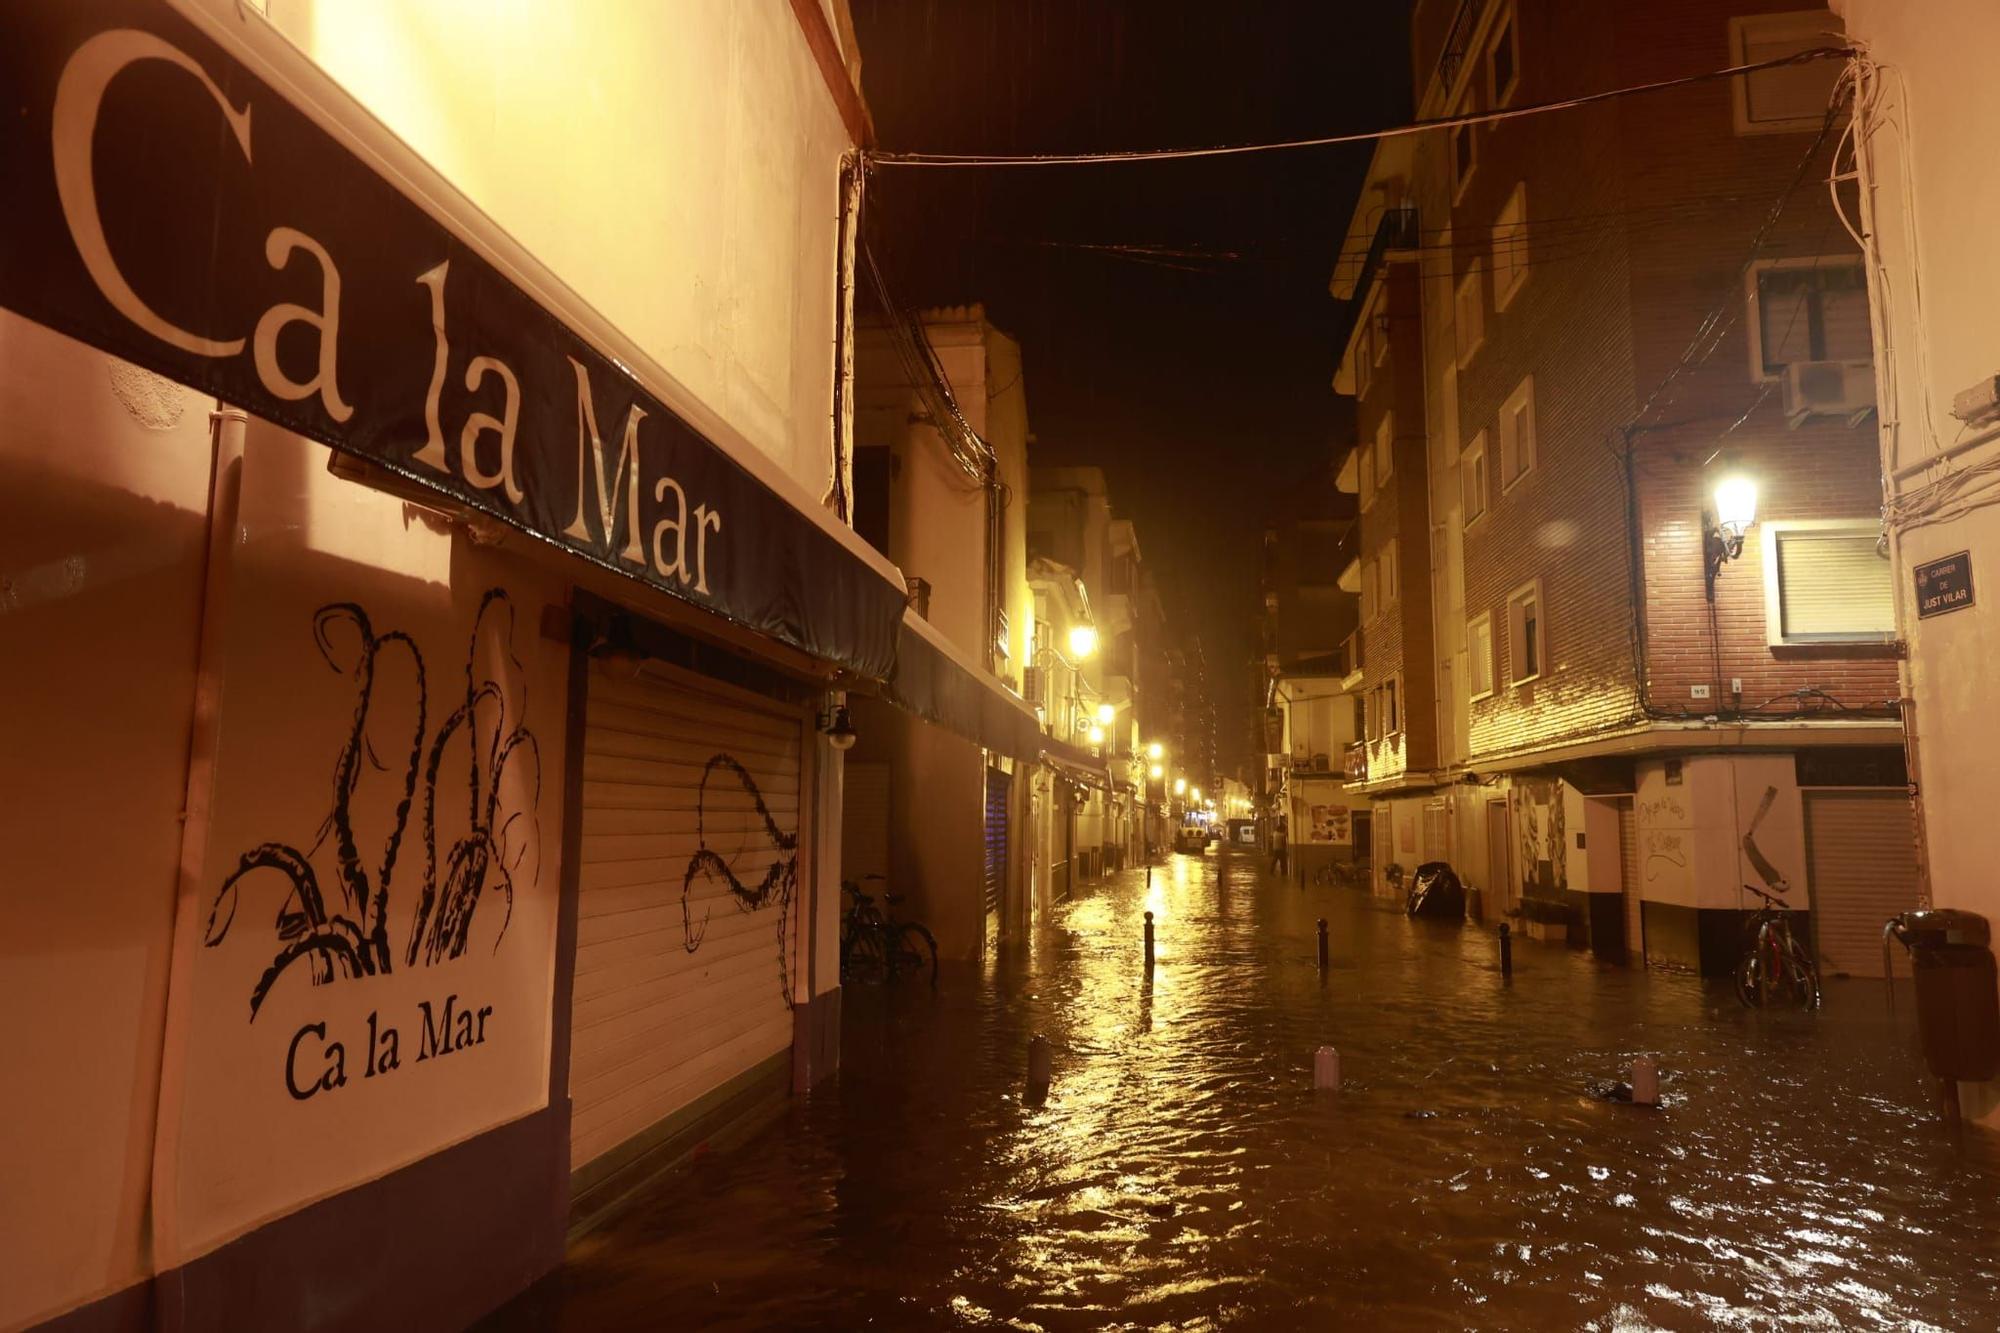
[1782,360,1876,427]
[1310,752,1330,772]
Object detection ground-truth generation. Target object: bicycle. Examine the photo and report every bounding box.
[1312,859,1371,890]
[840,875,939,987]
[1733,881,1822,1010]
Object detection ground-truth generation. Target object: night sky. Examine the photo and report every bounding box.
[851,0,1412,775]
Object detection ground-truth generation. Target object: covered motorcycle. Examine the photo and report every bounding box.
[1405,861,1466,920]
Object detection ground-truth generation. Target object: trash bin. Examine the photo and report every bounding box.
[1887,909,2000,1083]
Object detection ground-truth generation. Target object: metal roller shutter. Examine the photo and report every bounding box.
[1617,797,1642,962]
[984,768,1011,922]
[568,659,804,1173]
[1804,790,1921,979]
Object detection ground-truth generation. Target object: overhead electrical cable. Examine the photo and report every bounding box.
[868,47,1853,168]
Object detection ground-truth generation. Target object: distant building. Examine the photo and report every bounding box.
[850,306,1040,956]
[1329,0,1909,972]
[1256,466,1370,879]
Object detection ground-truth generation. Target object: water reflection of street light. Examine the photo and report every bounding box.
[1067,623,1099,659]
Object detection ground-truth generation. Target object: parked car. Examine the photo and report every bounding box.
[1174,824,1209,854]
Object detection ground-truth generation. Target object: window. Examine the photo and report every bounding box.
[1450,120,1477,200]
[1381,536,1399,607]
[1730,11,1842,134]
[1746,258,1870,381]
[1351,328,1373,400]
[1761,520,1895,643]
[1492,183,1528,310]
[1359,445,1376,508]
[1469,611,1496,699]
[1455,262,1485,367]
[1499,375,1536,489]
[1507,580,1545,684]
[1372,292,1392,367]
[1375,411,1395,486]
[1463,430,1489,525]
[1487,8,1520,106]
[1384,674,1401,735]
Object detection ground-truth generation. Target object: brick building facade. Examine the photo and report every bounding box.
[1325,0,1914,975]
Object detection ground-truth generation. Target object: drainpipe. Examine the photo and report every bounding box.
[827,152,861,524]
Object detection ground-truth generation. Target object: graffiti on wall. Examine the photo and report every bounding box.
[1514,778,1567,899]
[679,754,799,1009]
[203,588,540,1021]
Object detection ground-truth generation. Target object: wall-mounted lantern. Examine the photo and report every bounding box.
[1704,473,1759,598]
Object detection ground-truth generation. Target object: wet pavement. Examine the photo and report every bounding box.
[487,848,2000,1330]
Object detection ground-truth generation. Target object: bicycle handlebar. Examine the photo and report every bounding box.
[1742,882,1793,908]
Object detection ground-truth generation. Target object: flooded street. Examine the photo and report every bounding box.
[489,848,2000,1330]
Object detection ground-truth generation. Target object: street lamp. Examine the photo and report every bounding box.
[1149,763,1164,780]
[1704,472,1760,596]
[1095,702,1116,726]
[1087,724,1105,745]
[1191,786,1203,803]
[1174,777,1187,795]
[1067,623,1099,659]
[1147,741,1164,761]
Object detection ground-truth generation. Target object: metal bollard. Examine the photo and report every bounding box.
[1498,922,1513,979]
[1314,1045,1341,1091]
[1317,918,1329,971]
[1144,910,1156,971]
[1026,1033,1053,1105]
[1147,865,1153,890]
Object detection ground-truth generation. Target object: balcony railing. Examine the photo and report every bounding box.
[1343,742,1368,782]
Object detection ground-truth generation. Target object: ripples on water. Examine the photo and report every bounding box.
[491,849,2000,1331]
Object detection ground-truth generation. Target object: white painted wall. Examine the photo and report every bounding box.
[1833,0,2000,1123]
[263,0,850,499]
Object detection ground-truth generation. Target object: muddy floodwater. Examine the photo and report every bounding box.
[488,848,2000,1330]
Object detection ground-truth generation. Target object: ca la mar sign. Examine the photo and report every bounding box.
[0,0,905,678]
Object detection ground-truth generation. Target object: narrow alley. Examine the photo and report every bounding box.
[490,848,2000,1330]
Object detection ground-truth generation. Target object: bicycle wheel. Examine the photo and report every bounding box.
[1734,948,1769,1008]
[1783,937,1823,1010]
[891,922,939,987]
[841,925,888,985]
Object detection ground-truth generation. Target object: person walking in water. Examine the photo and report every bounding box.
[1270,814,1289,879]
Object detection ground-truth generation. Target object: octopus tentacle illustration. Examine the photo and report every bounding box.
[204,588,539,1020]
[680,753,799,1008]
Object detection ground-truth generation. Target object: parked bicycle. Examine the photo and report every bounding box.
[840,875,939,987]
[1734,881,1822,1010]
[1311,858,1371,890]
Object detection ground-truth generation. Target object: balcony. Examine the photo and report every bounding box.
[1343,742,1368,783]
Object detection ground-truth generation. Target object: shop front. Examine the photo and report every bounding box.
[0,2,981,1328]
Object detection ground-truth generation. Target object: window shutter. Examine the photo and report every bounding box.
[1777,530,1894,638]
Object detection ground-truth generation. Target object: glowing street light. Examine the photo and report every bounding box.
[1191,786,1203,803]
[1095,702,1116,725]
[1173,777,1187,795]
[1087,725,1105,745]
[1067,623,1099,659]
[1149,764,1164,780]
[1147,741,1164,761]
